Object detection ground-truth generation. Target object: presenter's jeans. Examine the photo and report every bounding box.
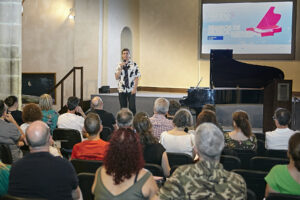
[118,92,136,115]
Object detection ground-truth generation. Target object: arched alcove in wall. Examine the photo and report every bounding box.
[121,27,132,57]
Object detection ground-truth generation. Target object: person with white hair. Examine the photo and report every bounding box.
[150,98,173,139]
[158,123,247,200]
[88,96,117,131]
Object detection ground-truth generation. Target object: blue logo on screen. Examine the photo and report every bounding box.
[208,36,224,40]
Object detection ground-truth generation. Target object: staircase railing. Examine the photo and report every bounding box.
[49,66,83,109]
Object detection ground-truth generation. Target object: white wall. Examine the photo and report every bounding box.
[101,0,139,88]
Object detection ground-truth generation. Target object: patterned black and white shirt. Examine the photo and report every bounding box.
[115,60,141,93]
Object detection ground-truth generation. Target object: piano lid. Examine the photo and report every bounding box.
[210,50,284,88]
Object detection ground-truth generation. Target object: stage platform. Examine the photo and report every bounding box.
[91,91,266,132]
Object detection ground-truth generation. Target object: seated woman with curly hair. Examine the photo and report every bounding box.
[20,103,43,133]
[133,112,170,177]
[224,110,257,151]
[92,128,158,200]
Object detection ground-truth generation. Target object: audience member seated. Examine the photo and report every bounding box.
[224,110,257,151]
[20,103,61,157]
[150,98,173,139]
[71,113,109,161]
[0,161,10,197]
[20,103,43,133]
[158,123,247,200]
[57,96,86,140]
[39,94,59,134]
[195,109,218,128]
[0,100,24,162]
[88,96,117,131]
[202,104,216,113]
[92,128,158,199]
[4,96,23,126]
[133,112,171,177]
[265,131,300,196]
[8,121,81,200]
[160,109,195,158]
[116,108,133,128]
[166,100,181,120]
[265,108,295,150]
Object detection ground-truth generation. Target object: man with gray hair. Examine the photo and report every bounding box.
[159,123,246,200]
[8,121,81,200]
[150,98,173,139]
[116,108,133,128]
[265,107,295,150]
[88,96,117,131]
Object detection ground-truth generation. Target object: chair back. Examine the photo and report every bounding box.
[232,169,267,200]
[0,144,13,164]
[100,127,112,142]
[144,163,164,177]
[266,193,300,200]
[247,188,257,200]
[254,132,265,141]
[71,159,103,174]
[52,128,81,149]
[222,149,256,169]
[0,195,46,200]
[257,139,266,156]
[265,149,288,159]
[166,152,194,168]
[220,155,241,171]
[78,173,95,200]
[250,156,289,172]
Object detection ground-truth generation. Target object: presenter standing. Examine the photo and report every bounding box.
[115,48,140,115]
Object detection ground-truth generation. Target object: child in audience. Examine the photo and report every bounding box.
[265,131,300,196]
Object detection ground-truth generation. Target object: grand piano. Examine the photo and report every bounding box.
[180,50,284,115]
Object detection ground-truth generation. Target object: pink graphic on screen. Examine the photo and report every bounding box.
[246,7,282,37]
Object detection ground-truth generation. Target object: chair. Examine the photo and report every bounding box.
[232,169,267,200]
[0,144,13,164]
[247,188,257,200]
[265,149,288,159]
[78,173,95,200]
[166,152,194,168]
[52,128,82,158]
[144,163,164,177]
[71,159,103,174]
[250,156,289,172]
[0,195,46,200]
[257,139,266,156]
[100,127,112,142]
[254,132,265,141]
[222,149,257,169]
[266,193,300,200]
[220,155,241,171]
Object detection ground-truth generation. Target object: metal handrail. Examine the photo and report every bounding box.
[48,66,83,109]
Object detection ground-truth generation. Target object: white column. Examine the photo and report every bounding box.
[0,0,22,102]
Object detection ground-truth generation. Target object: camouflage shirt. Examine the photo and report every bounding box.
[159,160,247,200]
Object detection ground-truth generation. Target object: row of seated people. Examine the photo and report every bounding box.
[1,114,300,199]
[0,95,299,199]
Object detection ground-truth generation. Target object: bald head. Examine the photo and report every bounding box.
[91,96,103,109]
[26,121,50,148]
